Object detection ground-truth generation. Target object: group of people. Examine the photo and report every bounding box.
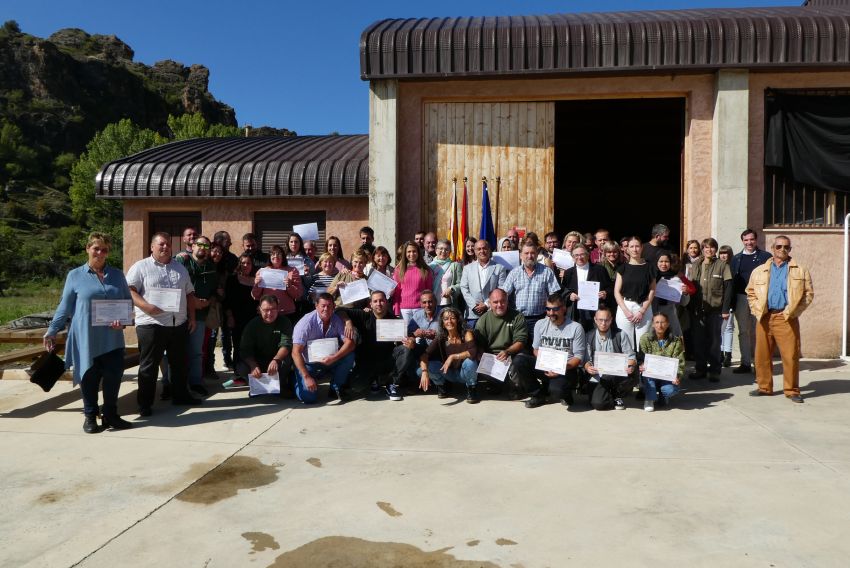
[44,222,814,433]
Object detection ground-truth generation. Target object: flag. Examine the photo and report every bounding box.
[448,178,459,260]
[458,177,469,259]
[479,178,496,250]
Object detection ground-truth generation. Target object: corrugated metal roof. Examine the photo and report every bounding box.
[96,135,369,199]
[360,5,850,80]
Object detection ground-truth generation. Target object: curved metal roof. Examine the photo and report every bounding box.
[96,135,369,199]
[360,5,850,80]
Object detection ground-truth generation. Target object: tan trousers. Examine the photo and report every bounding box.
[754,312,801,396]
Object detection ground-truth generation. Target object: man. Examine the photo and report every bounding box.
[242,232,270,270]
[176,235,217,396]
[525,294,586,408]
[746,236,813,403]
[590,228,610,264]
[213,230,238,369]
[506,228,520,250]
[641,223,672,265]
[460,239,507,324]
[126,232,202,416]
[543,232,559,256]
[291,293,356,404]
[175,226,197,261]
[359,226,376,256]
[402,289,440,384]
[502,242,562,337]
[414,231,426,249]
[561,244,613,331]
[583,307,637,410]
[688,238,733,382]
[475,288,529,402]
[238,295,293,394]
[423,231,438,264]
[303,240,318,264]
[730,229,772,374]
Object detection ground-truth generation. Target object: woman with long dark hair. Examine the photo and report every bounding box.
[417,306,479,403]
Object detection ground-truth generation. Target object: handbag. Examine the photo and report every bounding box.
[28,351,66,392]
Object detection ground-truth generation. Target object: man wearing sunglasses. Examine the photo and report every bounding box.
[177,236,218,396]
[746,236,814,403]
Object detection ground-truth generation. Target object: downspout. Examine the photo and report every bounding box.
[843,213,850,359]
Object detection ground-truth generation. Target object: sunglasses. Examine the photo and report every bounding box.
[544,306,563,312]
[774,244,791,251]
[194,243,210,249]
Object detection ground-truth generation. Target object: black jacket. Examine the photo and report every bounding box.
[560,264,614,330]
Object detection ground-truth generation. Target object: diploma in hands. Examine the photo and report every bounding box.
[577,281,600,311]
[92,299,134,326]
[376,318,406,342]
[655,277,683,303]
[145,287,182,312]
[552,248,575,270]
[642,354,679,381]
[534,347,569,375]
[339,278,370,304]
[259,268,289,290]
[367,270,397,297]
[307,338,339,363]
[249,373,281,396]
[478,353,511,381]
[594,351,629,377]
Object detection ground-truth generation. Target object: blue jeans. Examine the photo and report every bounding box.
[641,376,681,403]
[417,358,478,387]
[293,352,355,404]
[721,312,735,352]
[188,320,206,386]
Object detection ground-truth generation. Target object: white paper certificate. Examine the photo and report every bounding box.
[492,251,520,270]
[286,257,304,271]
[552,248,575,270]
[594,351,629,377]
[478,353,511,382]
[91,299,134,326]
[655,277,683,303]
[367,270,397,297]
[146,287,182,313]
[535,347,569,375]
[292,222,320,242]
[259,268,288,290]
[249,373,281,396]
[643,354,680,381]
[339,278,370,305]
[376,318,406,342]
[307,338,339,363]
[577,280,600,311]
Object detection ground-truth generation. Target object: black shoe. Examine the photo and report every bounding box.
[435,383,449,399]
[788,394,804,403]
[708,373,720,383]
[160,383,172,401]
[689,371,707,380]
[83,415,101,433]
[172,396,203,406]
[635,390,645,401]
[749,389,771,397]
[733,365,752,374]
[190,384,209,397]
[656,396,668,408]
[328,385,350,403]
[102,414,134,430]
[138,406,152,417]
[722,352,732,367]
[560,392,574,407]
[524,395,547,408]
[466,385,480,404]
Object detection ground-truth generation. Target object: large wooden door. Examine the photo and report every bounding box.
[423,101,555,239]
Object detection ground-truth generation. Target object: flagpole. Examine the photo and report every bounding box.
[495,176,501,237]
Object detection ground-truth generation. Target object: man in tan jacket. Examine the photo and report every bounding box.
[745,236,814,402]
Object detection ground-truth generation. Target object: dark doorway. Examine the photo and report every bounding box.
[148,211,202,256]
[554,98,685,251]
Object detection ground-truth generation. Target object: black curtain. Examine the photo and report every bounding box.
[765,92,850,193]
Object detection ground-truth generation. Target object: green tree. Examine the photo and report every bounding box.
[0,120,39,183]
[168,112,240,140]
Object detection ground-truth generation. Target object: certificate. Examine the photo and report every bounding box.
[249,373,281,396]
[552,248,575,270]
[286,257,304,271]
[577,280,600,311]
[642,354,679,381]
[92,299,134,326]
[146,287,182,312]
[594,351,629,377]
[292,222,320,242]
[655,277,683,303]
[259,268,288,290]
[492,251,520,270]
[307,338,339,363]
[339,278,370,305]
[478,353,511,382]
[376,318,406,342]
[367,269,397,297]
[534,347,569,375]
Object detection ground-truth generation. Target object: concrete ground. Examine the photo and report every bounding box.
[1,356,849,568]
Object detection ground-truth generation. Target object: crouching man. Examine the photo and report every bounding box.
[583,306,637,410]
[237,295,293,396]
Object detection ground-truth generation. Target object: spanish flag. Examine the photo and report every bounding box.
[448,178,459,260]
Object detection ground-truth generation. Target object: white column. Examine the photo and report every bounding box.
[369,79,398,250]
[711,70,749,248]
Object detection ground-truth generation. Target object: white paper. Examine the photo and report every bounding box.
[552,248,575,270]
[478,353,511,382]
[594,351,629,377]
[146,287,182,312]
[655,277,683,303]
[259,268,288,290]
[91,299,134,326]
[292,222,320,242]
[338,278,370,305]
[376,318,406,342]
[310,286,328,299]
[492,251,520,270]
[643,354,679,381]
[249,373,281,396]
[286,257,304,271]
[535,347,569,375]
[367,269,397,297]
[307,338,339,363]
[577,280,600,311]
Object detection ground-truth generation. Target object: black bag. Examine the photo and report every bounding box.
[29,351,66,392]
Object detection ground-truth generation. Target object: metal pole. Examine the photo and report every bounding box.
[843,213,850,359]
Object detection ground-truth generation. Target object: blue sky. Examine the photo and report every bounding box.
[6,0,800,135]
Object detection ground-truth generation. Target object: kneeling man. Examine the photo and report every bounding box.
[238,295,293,395]
[583,307,637,410]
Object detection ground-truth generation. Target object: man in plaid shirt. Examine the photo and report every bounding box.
[503,242,562,339]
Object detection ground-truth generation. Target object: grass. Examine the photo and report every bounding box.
[0,278,62,326]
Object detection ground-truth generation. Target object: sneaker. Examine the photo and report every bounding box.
[190,384,209,397]
[524,395,547,409]
[749,389,771,397]
[733,365,752,374]
[788,394,804,403]
[722,352,732,367]
[231,377,248,387]
[656,396,668,408]
[370,380,381,393]
[466,385,480,404]
[328,385,350,403]
[614,398,625,410]
[560,392,574,408]
[387,384,403,401]
[644,400,655,412]
[435,383,449,399]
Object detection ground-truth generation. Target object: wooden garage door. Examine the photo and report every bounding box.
[423,101,555,239]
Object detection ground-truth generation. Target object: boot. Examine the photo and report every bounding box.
[466,385,480,404]
[722,352,732,367]
[102,413,134,430]
[82,415,101,434]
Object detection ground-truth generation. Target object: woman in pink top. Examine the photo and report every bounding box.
[392,241,434,324]
[325,235,351,272]
[251,245,303,317]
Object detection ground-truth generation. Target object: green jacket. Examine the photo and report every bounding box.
[475,309,528,353]
[639,332,685,378]
[689,257,732,313]
[241,315,293,369]
[177,255,218,319]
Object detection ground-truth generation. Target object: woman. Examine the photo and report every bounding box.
[652,253,695,338]
[43,233,132,433]
[600,241,622,282]
[718,244,735,367]
[429,239,463,310]
[639,312,685,412]
[252,245,303,317]
[364,245,393,278]
[682,240,701,278]
[286,232,316,276]
[328,250,370,309]
[562,231,582,253]
[392,241,434,324]
[462,236,477,265]
[417,307,479,403]
[497,237,515,252]
[614,236,656,346]
[304,253,339,302]
[203,242,228,380]
[224,254,260,382]
[325,235,351,271]
[688,238,732,381]
[560,244,613,331]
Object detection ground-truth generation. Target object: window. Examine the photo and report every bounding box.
[764,169,849,228]
[148,212,202,253]
[254,211,327,253]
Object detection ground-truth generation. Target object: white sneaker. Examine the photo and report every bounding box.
[644,400,655,412]
[614,398,625,410]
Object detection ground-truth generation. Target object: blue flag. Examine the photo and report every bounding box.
[479,179,496,250]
